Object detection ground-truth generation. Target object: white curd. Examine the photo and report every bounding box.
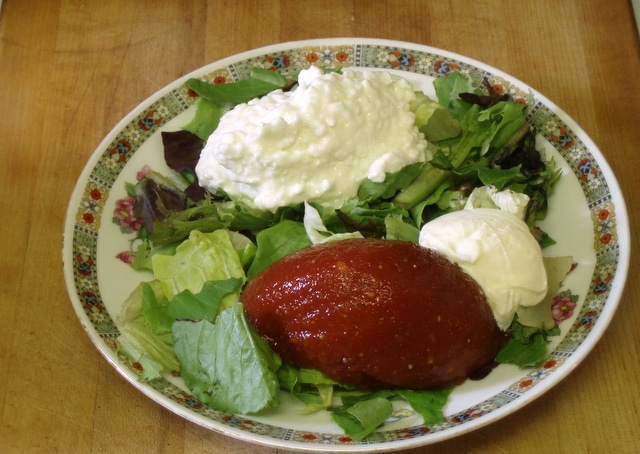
[195,66,430,211]
[419,207,548,330]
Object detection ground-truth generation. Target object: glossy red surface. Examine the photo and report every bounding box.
[243,239,508,390]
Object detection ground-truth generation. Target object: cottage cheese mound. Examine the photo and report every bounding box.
[195,66,430,211]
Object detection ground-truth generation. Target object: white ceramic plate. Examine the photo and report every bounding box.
[62,38,630,452]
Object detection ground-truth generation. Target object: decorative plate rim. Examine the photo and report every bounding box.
[62,38,630,452]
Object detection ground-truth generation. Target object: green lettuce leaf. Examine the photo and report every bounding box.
[115,277,243,381]
[292,384,335,415]
[384,214,420,242]
[182,97,235,141]
[141,278,243,336]
[433,70,478,117]
[246,220,312,280]
[397,388,453,426]
[116,316,181,380]
[277,363,343,414]
[185,69,289,104]
[357,162,423,202]
[495,332,548,368]
[172,303,281,414]
[152,229,245,300]
[330,397,393,441]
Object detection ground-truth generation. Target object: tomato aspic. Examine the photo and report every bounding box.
[242,238,508,390]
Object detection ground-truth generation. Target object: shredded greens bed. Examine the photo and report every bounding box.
[113,67,565,440]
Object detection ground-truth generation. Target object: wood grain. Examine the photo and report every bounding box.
[1,1,639,452]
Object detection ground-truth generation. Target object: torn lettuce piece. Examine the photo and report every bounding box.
[330,397,393,441]
[115,282,179,379]
[277,363,343,415]
[397,388,453,426]
[161,130,204,174]
[410,90,461,142]
[183,97,235,141]
[303,201,363,245]
[183,68,295,140]
[357,162,423,203]
[496,256,572,368]
[117,280,166,327]
[152,229,245,301]
[295,384,334,415]
[185,68,291,104]
[115,278,243,381]
[116,316,181,380]
[143,278,243,333]
[226,230,257,270]
[172,303,281,414]
[246,220,312,280]
[131,169,191,234]
[517,256,574,330]
[384,214,420,243]
[464,185,530,219]
[495,330,549,368]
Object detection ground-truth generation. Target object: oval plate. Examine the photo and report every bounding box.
[62,38,630,452]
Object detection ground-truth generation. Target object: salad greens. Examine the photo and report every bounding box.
[152,229,245,301]
[113,67,566,440]
[173,303,281,414]
[183,67,295,140]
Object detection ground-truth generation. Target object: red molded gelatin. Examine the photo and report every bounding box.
[242,238,507,390]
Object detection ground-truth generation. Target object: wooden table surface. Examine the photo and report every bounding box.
[1,1,639,452]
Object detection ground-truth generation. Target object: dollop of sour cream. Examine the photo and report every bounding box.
[195,66,430,211]
[419,188,548,330]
